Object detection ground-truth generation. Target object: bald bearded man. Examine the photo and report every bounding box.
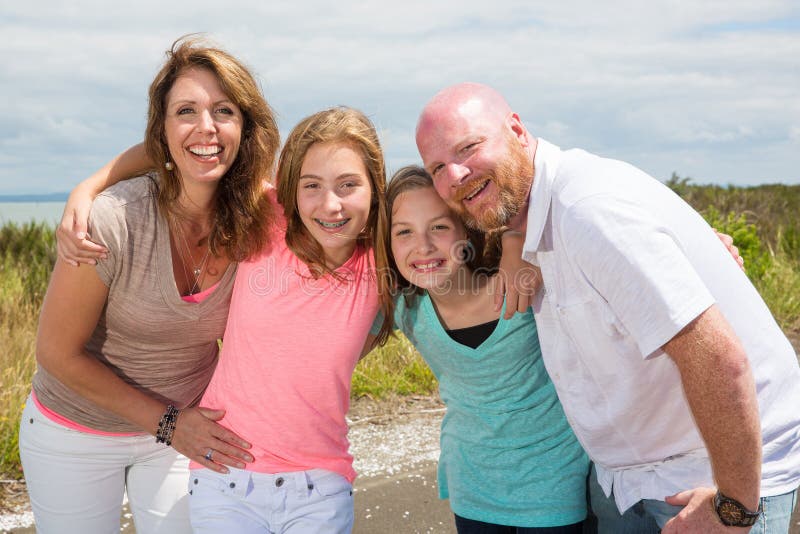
[414,82,800,534]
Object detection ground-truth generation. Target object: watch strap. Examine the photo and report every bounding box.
[713,490,762,527]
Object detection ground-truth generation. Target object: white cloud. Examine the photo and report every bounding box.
[0,0,798,193]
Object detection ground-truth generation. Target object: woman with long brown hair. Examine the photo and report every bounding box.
[19,37,280,533]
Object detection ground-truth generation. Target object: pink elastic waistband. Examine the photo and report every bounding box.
[31,390,142,437]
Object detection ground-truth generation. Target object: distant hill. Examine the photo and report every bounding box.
[0,192,69,202]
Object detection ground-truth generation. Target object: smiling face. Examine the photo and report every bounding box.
[296,142,373,269]
[390,185,470,291]
[416,85,533,232]
[163,67,243,188]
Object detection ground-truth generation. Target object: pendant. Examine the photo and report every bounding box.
[193,268,201,277]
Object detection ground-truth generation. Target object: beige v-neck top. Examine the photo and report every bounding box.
[32,176,237,433]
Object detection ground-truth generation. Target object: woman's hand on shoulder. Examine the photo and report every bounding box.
[170,406,254,473]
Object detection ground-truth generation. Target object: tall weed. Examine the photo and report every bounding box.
[667,175,800,260]
[702,206,772,283]
[0,262,40,477]
[0,222,56,304]
[755,249,800,334]
[0,222,55,477]
[668,177,800,337]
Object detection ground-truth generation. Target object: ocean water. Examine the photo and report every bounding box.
[0,202,65,226]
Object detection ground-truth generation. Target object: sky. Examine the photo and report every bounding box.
[1,1,799,195]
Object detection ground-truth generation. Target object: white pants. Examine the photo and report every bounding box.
[189,467,354,533]
[18,398,192,534]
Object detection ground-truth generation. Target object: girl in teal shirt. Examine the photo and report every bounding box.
[378,165,589,533]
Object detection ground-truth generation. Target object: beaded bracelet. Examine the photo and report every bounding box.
[155,404,180,446]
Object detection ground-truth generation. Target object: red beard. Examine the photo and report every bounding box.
[452,140,533,231]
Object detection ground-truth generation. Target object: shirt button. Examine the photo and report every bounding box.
[229,482,236,489]
[275,477,284,487]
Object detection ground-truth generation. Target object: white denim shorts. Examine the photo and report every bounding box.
[189,466,354,533]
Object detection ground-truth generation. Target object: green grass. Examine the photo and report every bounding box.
[667,177,800,334]
[0,222,57,305]
[0,222,55,478]
[0,269,38,478]
[753,249,800,334]
[667,175,800,260]
[353,333,438,399]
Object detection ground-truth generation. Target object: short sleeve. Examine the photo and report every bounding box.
[88,192,127,287]
[561,195,714,357]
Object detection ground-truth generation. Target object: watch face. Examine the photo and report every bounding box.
[715,493,760,527]
[719,501,744,524]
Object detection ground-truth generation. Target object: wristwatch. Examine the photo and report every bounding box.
[713,490,762,527]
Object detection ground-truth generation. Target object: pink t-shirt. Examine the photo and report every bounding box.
[197,198,379,482]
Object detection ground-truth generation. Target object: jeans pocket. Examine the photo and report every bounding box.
[188,469,229,497]
[309,471,353,498]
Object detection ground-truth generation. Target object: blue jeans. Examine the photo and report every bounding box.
[588,464,799,533]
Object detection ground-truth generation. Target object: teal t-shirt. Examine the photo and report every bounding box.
[381,293,589,527]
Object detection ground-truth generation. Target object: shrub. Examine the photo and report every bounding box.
[701,206,772,283]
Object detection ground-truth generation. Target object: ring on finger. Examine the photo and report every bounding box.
[204,448,213,461]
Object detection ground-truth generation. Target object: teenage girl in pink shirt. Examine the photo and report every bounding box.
[58,107,394,533]
[186,107,394,533]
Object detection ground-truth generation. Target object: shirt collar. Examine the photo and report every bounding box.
[523,138,562,254]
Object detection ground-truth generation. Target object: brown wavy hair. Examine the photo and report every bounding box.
[145,35,280,261]
[385,165,499,304]
[276,107,395,344]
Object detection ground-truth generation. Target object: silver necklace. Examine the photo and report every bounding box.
[173,219,211,295]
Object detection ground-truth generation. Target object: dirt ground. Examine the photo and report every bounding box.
[0,483,26,520]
